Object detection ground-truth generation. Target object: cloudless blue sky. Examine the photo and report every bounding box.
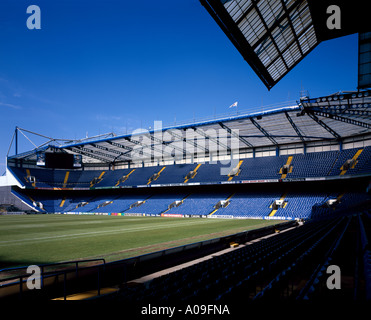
[0,0,359,174]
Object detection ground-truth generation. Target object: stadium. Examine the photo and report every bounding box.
[0,0,370,313]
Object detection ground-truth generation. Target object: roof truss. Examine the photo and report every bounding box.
[250,117,279,146]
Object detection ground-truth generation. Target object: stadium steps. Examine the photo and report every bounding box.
[337,192,345,202]
[208,193,234,216]
[90,171,106,188]
[340,148,363,175]
[62,171,70,188]
[25,169,36,187]
[59,197,66,208]
[115,169,135,186]
[268,193,287,217]
[184,163,202,183]
[280,156,293,179]
[161,194,191,214]
[227,160,243,181]
[209,208,218,216]
[147,166,166,185]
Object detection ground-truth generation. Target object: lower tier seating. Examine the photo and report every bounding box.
[17,190,370,220]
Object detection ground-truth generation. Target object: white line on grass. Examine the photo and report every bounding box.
[0,219,222,247]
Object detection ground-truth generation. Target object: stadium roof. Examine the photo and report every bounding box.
[201,0,319,90]
[200,0,368,90]
[8,90,371,165]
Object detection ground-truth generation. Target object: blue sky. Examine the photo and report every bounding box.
[0,0,359,174]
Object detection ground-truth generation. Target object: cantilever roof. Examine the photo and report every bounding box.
[201,0,319,90]
[8,90,371,165]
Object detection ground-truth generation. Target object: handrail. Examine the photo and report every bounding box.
[0,258,105,277]
[0,258,106,300]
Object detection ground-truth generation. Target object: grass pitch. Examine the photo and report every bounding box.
[0,214,281,269]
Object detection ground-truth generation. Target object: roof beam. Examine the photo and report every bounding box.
[68,147,111,163]
[253,0,306,52]
[251,0,289,71]
[285,111,306,143]
[107,140,151,162]
[240,134,333,140]
[250,118,278,146]
[166,129,209,153]
[279,0,304,56]
[311,111,371,130]
[149,133,184,157]
[306,112,341,140]
[107,140,133,151]
[192,126,230,153]
[263,19,313,71]
[90,143,132,161]
[303,104,371,117]
[121,137,154,159]
[218,122,254,148]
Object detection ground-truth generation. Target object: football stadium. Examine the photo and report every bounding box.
[0,0,370,313]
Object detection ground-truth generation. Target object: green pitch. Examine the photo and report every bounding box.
[0,214,281,269]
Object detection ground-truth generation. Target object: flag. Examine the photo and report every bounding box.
[229,101,238,108]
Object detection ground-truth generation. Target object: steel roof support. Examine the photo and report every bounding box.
[192,127,230,153]
[306,112,341,140]
[121,137,154,159]
[250,118,278,146]
[218,122,254,148]
[311,111,371,129]
[68,147,112,163]
[89,143,132,161]
[166,129,209,153]
[250,0,289,71]
[285,111,306,143]
[149,134,184,158]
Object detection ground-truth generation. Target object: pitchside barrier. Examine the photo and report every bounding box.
[58,211,300,220]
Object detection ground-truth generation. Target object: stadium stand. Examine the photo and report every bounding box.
[11,186,369,222]
[7,147,371,191]
[7,143,370,221]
